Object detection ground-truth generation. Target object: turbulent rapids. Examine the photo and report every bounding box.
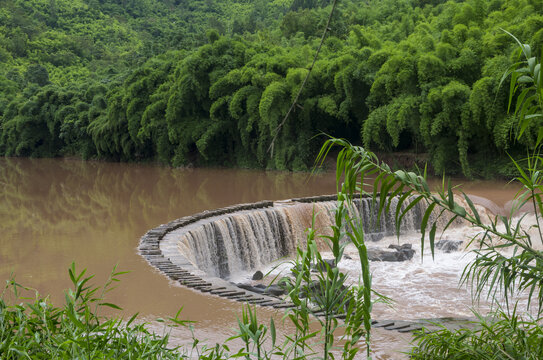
[173,196,425,279]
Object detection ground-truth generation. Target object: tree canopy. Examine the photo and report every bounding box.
[1,0,542,175]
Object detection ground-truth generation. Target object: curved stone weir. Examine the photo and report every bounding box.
[138,194,469,332]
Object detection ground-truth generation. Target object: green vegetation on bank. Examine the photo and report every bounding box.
[0,264,190,359]
[0,0,542,175]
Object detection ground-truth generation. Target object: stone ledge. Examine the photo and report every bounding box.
[138,194,467,333]
[139,199,285,309]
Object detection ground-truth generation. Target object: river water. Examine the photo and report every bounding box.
[0,157,524,358]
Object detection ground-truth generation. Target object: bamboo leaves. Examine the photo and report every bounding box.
[316,128,543,359]
[318,134,543,318]
[0,264,187,359]
[2,0,543,174]
[501,31,543,146]
[320,39,543,355]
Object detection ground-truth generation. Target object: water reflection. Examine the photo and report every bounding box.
[0,157,336,319]
[0,158,335,238]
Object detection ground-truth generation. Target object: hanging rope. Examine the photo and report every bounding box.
[268,0,339,156]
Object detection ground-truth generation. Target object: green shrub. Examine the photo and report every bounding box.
[0,263,188,359]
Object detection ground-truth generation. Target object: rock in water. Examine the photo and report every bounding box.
[388,243,412,251]
[264,284,286,296]
[235,282,285,296]
[368,243,415,262]
[436,240,463,253]
[252,270,264,280]
[237,283,265,293]
[312,258,337,272]
[388,243,415,260]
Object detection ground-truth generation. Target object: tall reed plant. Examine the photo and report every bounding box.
[0,263,190,359]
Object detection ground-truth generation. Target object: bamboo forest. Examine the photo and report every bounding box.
[2,0,543,359]
[0,0,541,176]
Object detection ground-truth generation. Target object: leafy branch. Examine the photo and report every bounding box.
[316,136,543,313]
[500,30,543,145]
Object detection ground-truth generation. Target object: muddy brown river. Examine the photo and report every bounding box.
[0,157,523,358]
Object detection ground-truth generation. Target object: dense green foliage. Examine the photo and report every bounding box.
[410,310,543,359]
[0,264,189,359]
[1,0,542,174]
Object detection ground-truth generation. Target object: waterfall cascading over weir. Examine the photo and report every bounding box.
[173,196,425,280]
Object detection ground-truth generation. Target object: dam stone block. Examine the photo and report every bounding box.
[245,298,271,304]
[253,300,276,306]
[259,301,282,307]
[185,282,212,289]
[140,239,159,245]
[272,303,296,309]
[139,244,159,251]
[145,255,165,261]
[223,291,251,297]
[168,272,192,279]
[179,277,202,282]
[140,250,161,255]
[373,321,395,328]
[384,321,412,331]
[398,325,424,333]
[167,270,191,275]
[156,263,180,268]
[211,290,244,296]
[167,274,185,280]
[208,287,226,291]
[158,266,184,272]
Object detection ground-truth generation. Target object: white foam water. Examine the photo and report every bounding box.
[175,197,429,280]
[176,194,539,321]
[258,213,539,321]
